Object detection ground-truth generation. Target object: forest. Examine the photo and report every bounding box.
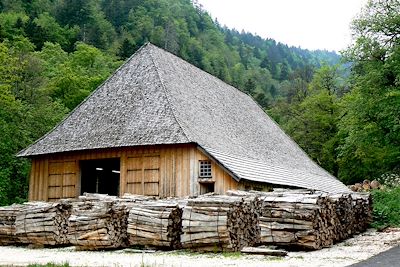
[0,0,399,205]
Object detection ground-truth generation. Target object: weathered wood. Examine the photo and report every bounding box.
[227,189,371,250]
[0,204,25,245]
[126,199,182,249]
[241,247,288,256]
[15,202,71,246]
[67,194,128,250]
[181,194,261,252]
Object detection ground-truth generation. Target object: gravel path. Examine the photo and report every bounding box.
[0,228,399,267]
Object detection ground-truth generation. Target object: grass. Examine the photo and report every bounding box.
[371,186,400,229]
[27,263,70,267]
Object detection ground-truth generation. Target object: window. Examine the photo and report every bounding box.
[200,183,214,194]
[199,160,212,178]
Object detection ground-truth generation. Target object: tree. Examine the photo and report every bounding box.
[338,0,400,184]
[282,66,342,175]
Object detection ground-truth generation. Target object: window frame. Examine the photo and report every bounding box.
[198,160,212,178]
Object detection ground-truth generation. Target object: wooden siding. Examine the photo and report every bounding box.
[28,144,238,201]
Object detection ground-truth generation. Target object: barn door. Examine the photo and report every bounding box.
[126,155,160,196]
[48,160,76,201]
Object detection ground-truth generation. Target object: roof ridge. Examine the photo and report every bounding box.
[147,45,192,143]
[16,43,151,157]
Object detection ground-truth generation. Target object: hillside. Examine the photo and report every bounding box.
[1,0,397,206]
[0,0,339,108]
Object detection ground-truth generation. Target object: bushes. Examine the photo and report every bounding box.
[371,187,400,229]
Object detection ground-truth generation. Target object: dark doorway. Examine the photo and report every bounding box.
[80,158,120,196]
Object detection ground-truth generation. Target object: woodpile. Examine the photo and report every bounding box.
[228,189,372,250]
[351,193,373,233]
[349,179,381,192]
[127,200,182,249]
[15,201,71,246]
[0,190,373,252]
[181,194,260,252]
[67,194,128,250]
[0,204,24,245]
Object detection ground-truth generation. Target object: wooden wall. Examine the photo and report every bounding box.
[28,144,238,201]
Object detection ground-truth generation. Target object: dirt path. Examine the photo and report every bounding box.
[0,228,399,267]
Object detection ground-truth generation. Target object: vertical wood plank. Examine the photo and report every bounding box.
[34,159,41,200]
[28,159,36,201]
[119,150,126,197]
[43,159,49,201]
[189,146,195,196]
[182,146,189,196]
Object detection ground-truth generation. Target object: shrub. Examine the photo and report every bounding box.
[370,186,400,229]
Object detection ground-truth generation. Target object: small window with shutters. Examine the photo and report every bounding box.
[199,160,212,178]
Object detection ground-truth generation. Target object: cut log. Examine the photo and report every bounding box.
[126,200,182,249]
[15,201,71,246]
[181,194,261,252]
[67,194,128,250]
[0,204,25,245]
[241,246,288,256]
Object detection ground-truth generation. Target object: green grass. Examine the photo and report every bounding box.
[371,186,400,229]
[27,263,70,267]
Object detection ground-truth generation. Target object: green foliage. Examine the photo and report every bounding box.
[371,187,400,229]
[269,65,343,175]
[338,0,400,184]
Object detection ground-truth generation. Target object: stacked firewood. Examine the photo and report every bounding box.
[181,194,260,252]
[126,200,182,249]
[329,193,355,241]
[15,201,71,246]
[257,191,337,249]
[67,194,128,250]
[228,189,372,250]
[351,193,373,233]
[0,204,24,245]
[349,180,381,192]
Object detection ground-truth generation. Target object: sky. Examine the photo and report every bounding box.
[196,0,368,52]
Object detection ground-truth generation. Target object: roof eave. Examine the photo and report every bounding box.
[197,145,241,182]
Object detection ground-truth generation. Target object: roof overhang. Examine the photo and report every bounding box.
[196,145,241,182]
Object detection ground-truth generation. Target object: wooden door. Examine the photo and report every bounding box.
[126,155,160,196]
[48,160,76,201]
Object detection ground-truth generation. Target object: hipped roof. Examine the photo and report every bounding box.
[18,43,349,193]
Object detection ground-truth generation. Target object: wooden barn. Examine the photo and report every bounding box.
[17,43,349,201]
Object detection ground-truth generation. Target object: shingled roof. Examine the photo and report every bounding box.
[18,43,349,193]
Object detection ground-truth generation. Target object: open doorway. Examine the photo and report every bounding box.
[80,158,120,196]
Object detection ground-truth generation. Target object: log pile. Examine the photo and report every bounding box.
[228,189,372,250]
[0,190,373,252]
[127,200,182,249]
[0,204,24,245]
[351,193,372,233]
[181,194,260,252]
[15,201,71,246]
[329,193,355,241]
[67,194,128,250]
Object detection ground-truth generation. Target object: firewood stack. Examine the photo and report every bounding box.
[245,190,338,250]
[15,201,71,246]
[0,204,24,245]
[67,194,128,250]
[181,194,260,252]
[351,193,372,233]
[329,193,355,241]
[126,200,182,249]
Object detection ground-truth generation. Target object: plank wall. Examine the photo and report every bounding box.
[28,144,238,201]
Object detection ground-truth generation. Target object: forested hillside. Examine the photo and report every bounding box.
[0,0,398,205]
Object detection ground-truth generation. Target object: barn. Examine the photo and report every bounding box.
[17,43,349,201]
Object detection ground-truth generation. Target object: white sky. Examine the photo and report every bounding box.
[196,0,367,52]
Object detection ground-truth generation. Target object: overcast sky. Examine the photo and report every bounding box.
[196,0,367,52]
